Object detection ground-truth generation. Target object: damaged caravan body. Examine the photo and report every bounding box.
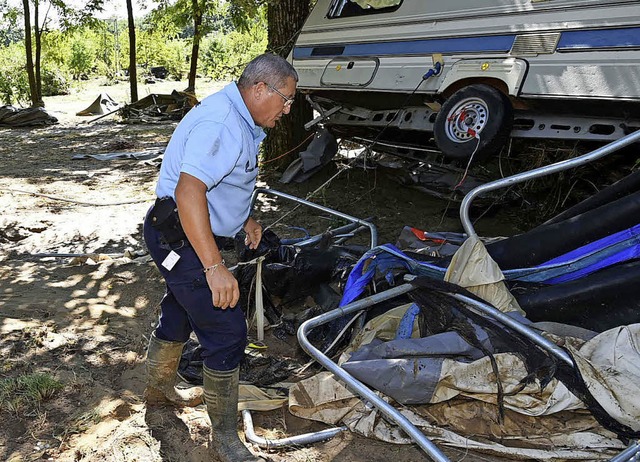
[292,0,640,161]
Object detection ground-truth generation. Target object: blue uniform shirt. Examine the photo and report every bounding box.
[156,83,266,237]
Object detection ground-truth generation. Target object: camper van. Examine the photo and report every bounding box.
[291,0,640,162]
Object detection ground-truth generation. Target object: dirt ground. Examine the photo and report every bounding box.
[0,79,543,462]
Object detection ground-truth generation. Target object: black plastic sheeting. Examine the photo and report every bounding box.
[178,338,300,387]
[177,229,367,385]
[486,189,640,270]
[0,105,58,127]
[510,259,640,331]
[410,277,639,441]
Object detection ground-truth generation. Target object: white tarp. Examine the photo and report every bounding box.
[289,302,639,459]
[445,235,525,314]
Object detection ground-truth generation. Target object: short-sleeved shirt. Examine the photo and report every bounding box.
[156,83,266,237]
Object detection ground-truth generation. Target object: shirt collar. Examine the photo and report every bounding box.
[223,82,266,142]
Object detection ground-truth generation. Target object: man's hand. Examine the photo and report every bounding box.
[206,265,240,309]
[243,217,263,250]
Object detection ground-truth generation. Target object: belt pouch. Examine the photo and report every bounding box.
[151,197,187,243]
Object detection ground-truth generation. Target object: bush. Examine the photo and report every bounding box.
[154,39,189,81]
[0,43,30,105]
[201,17,267,81]
[69,38,97,80]
[41,68,70,96]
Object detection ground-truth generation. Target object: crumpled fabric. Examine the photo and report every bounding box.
[289,372,624,460]
[445,235,524,314]
[569,324,640,431]
[289,310,637,459]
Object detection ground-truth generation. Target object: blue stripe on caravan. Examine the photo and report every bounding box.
[293,34,515,59]
[558,27,640,50]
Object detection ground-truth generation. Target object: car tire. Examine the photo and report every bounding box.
[434,84,513,162]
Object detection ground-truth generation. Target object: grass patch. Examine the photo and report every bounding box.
[0,372,64,413]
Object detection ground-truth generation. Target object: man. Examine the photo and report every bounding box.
[143,53,298,462]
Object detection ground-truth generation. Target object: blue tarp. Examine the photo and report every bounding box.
[339,224,640,306]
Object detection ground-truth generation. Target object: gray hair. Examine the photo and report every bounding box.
[237,53,298,90]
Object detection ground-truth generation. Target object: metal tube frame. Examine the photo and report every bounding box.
[460,129,640,238]
[609,441,640,462]
[242,409,347,449]
[250,188,378,249]
[297,281,638,461]
[298,283,450,462]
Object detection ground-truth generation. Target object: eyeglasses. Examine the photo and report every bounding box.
[263,82,295,108]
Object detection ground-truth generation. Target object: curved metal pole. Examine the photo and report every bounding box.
[251,188,378,248]
[297,280,634,462]
[448,293,575,367]
[242,409,347,449]
[461,129,640,238]
[298,283,451,462]
[609,441,640,462]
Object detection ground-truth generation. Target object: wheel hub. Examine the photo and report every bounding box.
[445,98,489,143]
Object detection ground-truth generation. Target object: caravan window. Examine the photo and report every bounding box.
[327,0,403,19]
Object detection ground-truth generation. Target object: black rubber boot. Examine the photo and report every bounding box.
[203,365,264,462]
[144,331,203,406]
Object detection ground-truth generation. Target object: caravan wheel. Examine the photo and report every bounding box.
[434,84,513,162]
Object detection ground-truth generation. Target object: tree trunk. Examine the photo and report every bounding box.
[126,0,138,102]
[33,0,44,107]
[186,0,203,93]
[22,0,38,107]
[263,0,312,170]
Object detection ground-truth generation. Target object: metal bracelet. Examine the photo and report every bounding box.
[203,259,225,274]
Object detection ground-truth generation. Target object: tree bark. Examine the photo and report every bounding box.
[33,0,43,107]
[126,0,138,102]
[22,0,39,107]
[186,0,203,93]
[263,0,312,170]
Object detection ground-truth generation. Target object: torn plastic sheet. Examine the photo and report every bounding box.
[178,338,301,388]
[0,105,58,127]
[290,298,639,459]
[71,148,163,161]
[120,91,198,122]
[291,374,626,460]
[280,128,338,184]
[76,93,120,116]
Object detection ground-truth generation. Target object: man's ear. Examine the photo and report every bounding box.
[253,82,265,101]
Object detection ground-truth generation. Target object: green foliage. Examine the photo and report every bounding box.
[69,37,96,78]
[0,1,22,47]
[137,29,188,80]
[200,12,267,81]
[0,372,64,413]
[41,67,70,96]
[0,42,30,105]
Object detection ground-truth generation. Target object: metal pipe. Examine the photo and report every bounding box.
[297,280,635,462]
[460,129,640,238]
[298,283,451,462]
[609,441,640,462]
[448,293,575,367]
[295,220,372,248]
[251,188,378,248]
[242,409,347,449]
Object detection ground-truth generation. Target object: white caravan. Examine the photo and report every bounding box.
[291,0,640,161]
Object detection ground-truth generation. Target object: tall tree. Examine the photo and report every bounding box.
[126,0,138,102]
[185,0,204,92]
[22,0,40,107]
[262,0,312,169]
[21,0,104,108]
[153,0,225,93]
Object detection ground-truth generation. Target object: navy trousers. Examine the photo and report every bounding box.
[143,209,247,371]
